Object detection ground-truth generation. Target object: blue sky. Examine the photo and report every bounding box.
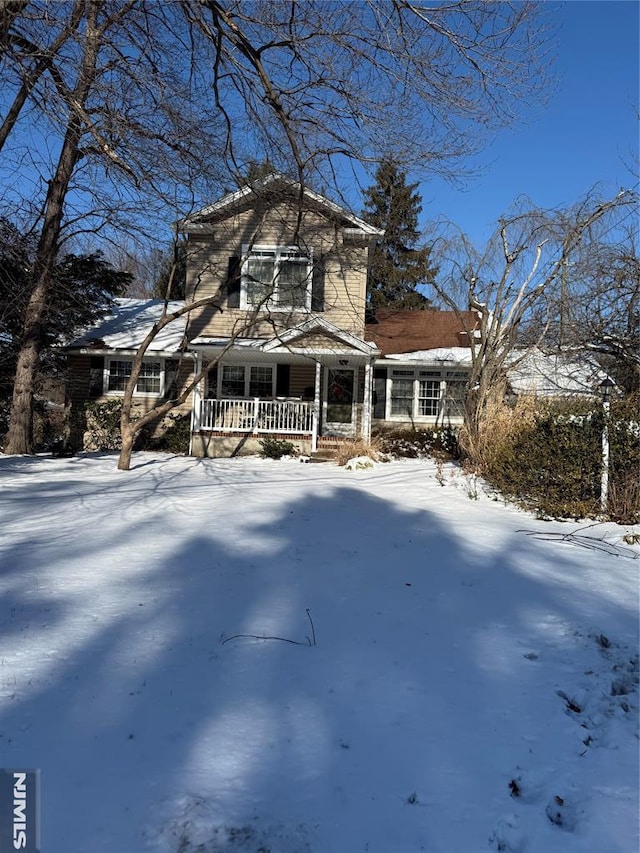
[421,0,639,248]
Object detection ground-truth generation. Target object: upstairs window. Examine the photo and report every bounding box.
[242,245,312,310]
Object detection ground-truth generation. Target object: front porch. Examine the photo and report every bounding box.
[188,316,380,457]
[192,376,362,457]
[200,397,314,435]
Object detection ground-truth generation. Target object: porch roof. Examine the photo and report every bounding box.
[189,316,379,360]
[379,347,473,367]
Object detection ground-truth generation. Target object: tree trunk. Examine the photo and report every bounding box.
[3,1,99,454]
[117,426,135,471]
[3,279,48,453]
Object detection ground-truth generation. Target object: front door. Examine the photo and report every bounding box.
[323,368,355,436]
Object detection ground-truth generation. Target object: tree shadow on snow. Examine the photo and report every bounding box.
[0,461,637,852]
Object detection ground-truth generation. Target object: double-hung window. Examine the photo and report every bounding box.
[389,370,415,416]
[417,379,441,416]
[242,245,312,310]
[389,368,468,420]
[220,364,275,398]
[106,358,163,396]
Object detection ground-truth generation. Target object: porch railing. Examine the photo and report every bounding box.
[199,398,314,434]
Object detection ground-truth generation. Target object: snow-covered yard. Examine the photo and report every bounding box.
[0,452,637,853]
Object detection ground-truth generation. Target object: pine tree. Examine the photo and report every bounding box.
[362,161,437,310]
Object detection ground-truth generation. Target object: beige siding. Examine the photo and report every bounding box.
[185,202,369,341]
[290,365,316,397]
[288,331,361,351]
[67,353,195,448]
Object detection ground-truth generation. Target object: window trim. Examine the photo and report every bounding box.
[387,368,468,421]
[240,244,313,311]
[218,362,277,399]
[104,357,167,398]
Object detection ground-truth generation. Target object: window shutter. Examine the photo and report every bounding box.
[373,367,387,419]
[276,364,290,397]
[226,255,241,307]
[163,358,180,400]
[88,356,104,398]
[205,364,218,398]
[311,256,325,312]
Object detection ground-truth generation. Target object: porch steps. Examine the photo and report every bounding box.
[312,436,352,460]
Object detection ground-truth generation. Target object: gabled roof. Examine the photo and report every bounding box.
[364,309,480,356]
[180,173,383,237]
[190,316,379,357]
[66,299,187,354]
[262,316,379,355]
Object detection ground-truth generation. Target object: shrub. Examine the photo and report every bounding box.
[84,399,122,450]
[480,395,640,521]
[375,427,460,460]
[259,437,297,459]
[137,413,191,454]
[334,438,383,466]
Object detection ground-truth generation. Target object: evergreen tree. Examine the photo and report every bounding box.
[153,243,187,300]
[362,161,437,310]
[0,218,131,395]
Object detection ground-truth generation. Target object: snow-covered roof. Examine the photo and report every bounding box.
[67,298,187,354]
[380,346,609,398]
[191,317,379,358]
[383,347,473,366]
[507,348,607,397]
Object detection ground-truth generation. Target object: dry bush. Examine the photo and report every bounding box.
[375,427,460,459]
[607,469,640,524]
[459,395,538,473]
[334,437,383,466]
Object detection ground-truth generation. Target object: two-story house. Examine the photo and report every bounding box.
[66,174,482,456]
[182,174,385,456]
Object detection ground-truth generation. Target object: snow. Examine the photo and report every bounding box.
[67,298,187,353]
[507,349,606,398]
[0,452,637,853]
[385,347,473,364]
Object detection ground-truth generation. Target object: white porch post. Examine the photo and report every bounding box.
[189,353,203,455]
[312,360,321,452]
[362,358,373,443]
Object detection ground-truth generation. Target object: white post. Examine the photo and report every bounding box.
[189,354,202,456]
[362,359,373,444]
[253,397,259,433]
[600,399,610,514]
[312,360,321,452]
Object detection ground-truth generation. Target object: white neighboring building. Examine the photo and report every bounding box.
[507,348,607,398]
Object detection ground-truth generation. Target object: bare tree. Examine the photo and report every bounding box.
[430,190,637,461]
[542,221,640,393]
[1,0,553,455]
[1,1,224,453]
